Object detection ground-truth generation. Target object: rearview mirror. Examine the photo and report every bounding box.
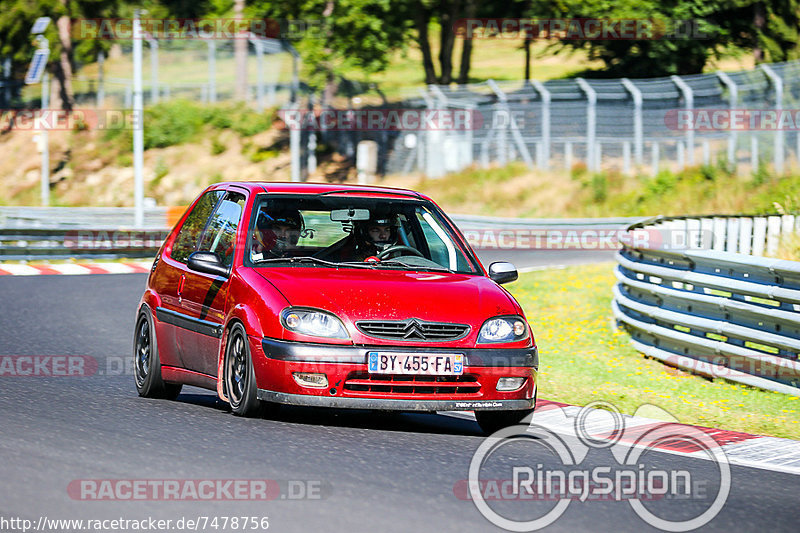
[187,251,230,278]
[488,262,518,285]
[330,208,370,222]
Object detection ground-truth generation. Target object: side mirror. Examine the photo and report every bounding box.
[187,251,230,278]
[488,261,518,285]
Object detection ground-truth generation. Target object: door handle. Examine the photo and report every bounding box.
[178,274,185,303]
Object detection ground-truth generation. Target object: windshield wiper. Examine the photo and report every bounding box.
[373,259,455,273]
[252,256,373,269]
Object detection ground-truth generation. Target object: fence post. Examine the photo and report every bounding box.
[702,140,710,166]
[96,50,105,107]
[651,141,659,175]
[761,64,784,175]
[530,80,551,170]
[576,78,597,171]
[716,71,738,171]
[623,141,631,175]
[671,75,694,165]
[621,78,643,166]
[2,57,9,105]
[751,135,759,170]
[207,40,217,103]
[486,80,508,166]
[488,79,533,169]
[677,141,685,169]
[565,141,572,170]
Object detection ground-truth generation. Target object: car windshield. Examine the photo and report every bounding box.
[244,194,480,274]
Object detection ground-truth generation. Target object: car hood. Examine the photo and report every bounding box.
[254,267,519,325]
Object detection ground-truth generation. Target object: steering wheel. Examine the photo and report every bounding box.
[375,245,424,260]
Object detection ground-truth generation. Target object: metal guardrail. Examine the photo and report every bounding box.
[613,215,800,394]
[0,206,170,229]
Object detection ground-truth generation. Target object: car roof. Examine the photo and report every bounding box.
[217,181,433,201]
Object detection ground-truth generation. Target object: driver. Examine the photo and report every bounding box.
[251,209,304,259]
[353,215,399,260]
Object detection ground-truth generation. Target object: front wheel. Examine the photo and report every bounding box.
[224,323,264,417]
[475,407,535,436]
[133,308,182,400]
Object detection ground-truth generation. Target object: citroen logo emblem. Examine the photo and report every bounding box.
[402,319,426,339]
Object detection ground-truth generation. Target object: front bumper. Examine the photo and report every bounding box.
[252,337,538,412]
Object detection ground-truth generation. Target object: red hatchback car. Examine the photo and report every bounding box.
[134,182,538,434]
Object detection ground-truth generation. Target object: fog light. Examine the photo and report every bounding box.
[496,377,525,391]
[292,372,328,388]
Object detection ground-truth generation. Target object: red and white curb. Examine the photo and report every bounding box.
[446,400,800,476]
[0,260,152,276]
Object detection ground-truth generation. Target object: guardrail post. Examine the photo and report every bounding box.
[530,80,551,170]
[576,78,597,171]
[716,71,738,171]
[671,75,694,165]
[621,78,643,166]
[761,64,785,175]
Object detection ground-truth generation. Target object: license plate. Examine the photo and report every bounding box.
[367,352,464,375]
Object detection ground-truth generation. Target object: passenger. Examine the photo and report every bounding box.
[252,209,304,259]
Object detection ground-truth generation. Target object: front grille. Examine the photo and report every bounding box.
[343,372,481,395]
[356,319,470,341]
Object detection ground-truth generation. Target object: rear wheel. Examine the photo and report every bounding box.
[133,308,182,400]
[224,323,264,417]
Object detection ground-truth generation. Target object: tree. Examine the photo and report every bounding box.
[527,0,800,77]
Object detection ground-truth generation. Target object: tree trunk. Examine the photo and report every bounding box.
[753,2,765,63]
[523,37,531,80]
[234,0,248,101]
[414,8,437,84]
[437,0,461,85]
[54,12,74,111]
[457,0,476,84]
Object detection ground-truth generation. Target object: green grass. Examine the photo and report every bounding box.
[399,161,800,218]
[506,263,800,439]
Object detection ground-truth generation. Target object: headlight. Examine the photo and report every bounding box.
[280,308,349,339]
[478,316,528,343]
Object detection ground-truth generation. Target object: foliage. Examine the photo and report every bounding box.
[528,0,800,77]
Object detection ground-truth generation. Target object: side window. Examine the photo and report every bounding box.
[197,192,246,267]
[170,190,224,264]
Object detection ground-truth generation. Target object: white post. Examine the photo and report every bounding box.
[530,80,551,169]
[716,71,738,171]
[40,72,49,206]
[671,75,694,165]
[621,78,643,165]
[761,64,784,175]
[651,142,660,176]
[576,78,597,171]
[133,12,145,228]
[97,50,105,107]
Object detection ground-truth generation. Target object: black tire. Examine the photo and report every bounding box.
[475,408,535,436]
[133,307,182,400]
[224,323,264,417]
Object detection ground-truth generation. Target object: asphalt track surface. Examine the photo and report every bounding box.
[1,264,798,532]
